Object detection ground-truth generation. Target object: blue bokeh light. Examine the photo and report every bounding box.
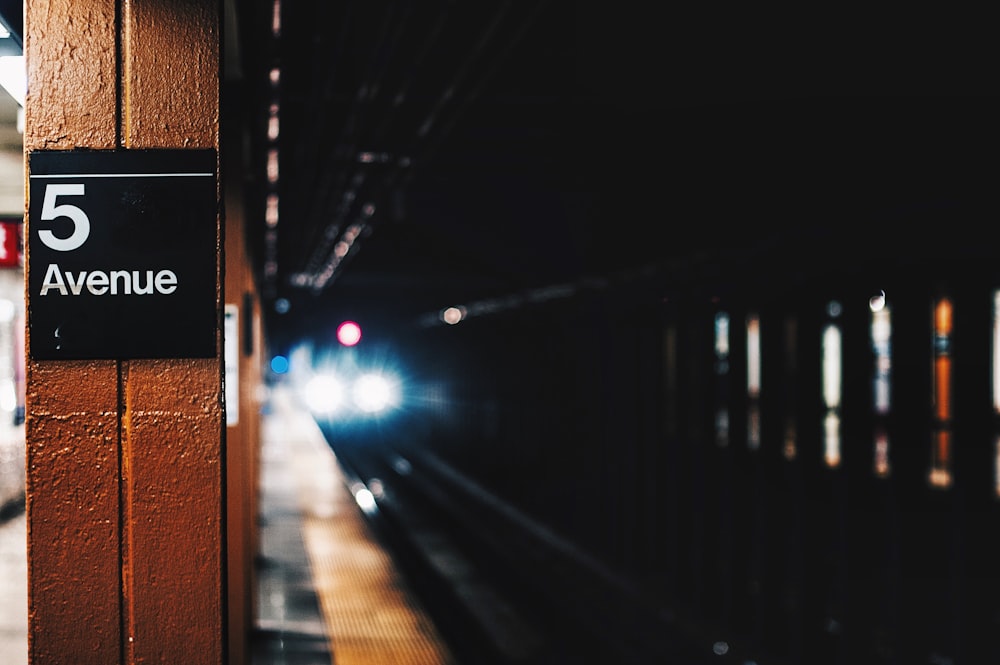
[270,354,290,374]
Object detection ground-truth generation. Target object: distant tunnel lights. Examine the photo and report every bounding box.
[441,306,466,325]
[302,370,400,418]
[303,374,345,414]
[353,374,397,413]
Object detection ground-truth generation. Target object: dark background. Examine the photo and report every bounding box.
[230,2,1000,353]
[3,2,997,352]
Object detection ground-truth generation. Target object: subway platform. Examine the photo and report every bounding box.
[0,386,456,665]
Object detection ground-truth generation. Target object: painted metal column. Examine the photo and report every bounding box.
[24,1,224,664]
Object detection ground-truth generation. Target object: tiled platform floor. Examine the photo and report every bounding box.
[254,385,456,664]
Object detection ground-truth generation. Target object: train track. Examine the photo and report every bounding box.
[325,437,714,665]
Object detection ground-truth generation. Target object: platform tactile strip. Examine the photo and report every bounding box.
[303,499,457,665]
[276,388,457,665]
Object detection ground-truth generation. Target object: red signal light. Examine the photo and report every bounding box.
[337,320,362,346]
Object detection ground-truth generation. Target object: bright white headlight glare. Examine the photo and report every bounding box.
[352,373,398,414]
[303,374,345,414]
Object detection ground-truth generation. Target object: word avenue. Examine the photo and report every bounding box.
[39,264,179,296]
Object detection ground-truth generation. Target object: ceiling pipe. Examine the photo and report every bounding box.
[296,4,404,275]
[304,2,548,293]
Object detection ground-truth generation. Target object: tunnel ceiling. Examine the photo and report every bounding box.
[233,2,999,351]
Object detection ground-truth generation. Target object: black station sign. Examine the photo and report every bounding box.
[27,149,218,360]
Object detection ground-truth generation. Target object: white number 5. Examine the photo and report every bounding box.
[39,183,90,251]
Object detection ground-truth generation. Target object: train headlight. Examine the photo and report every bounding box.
[353,372,398,414]
[303,373,346,414]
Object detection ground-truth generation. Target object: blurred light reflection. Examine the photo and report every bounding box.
[351,482,378,515]
[874,426,891,478]
[929,297,953,489]
[822,323,842,410]
[871,302,892,477]
[994,436,1000,498]
[993,290,1000,413]
[929,429,953,489]
[822,307,842,468]
[746,313,761,450]
[783,316,798,460]
[993,291,1000,496]
[824,411,842,468]
[714,311,730,447]
[871,306,892,415]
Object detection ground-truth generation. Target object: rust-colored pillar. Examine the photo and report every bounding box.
[223,100,262,665]
[24,1,224,664]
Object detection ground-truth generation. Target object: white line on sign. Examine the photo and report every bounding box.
[29,172,215,178]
